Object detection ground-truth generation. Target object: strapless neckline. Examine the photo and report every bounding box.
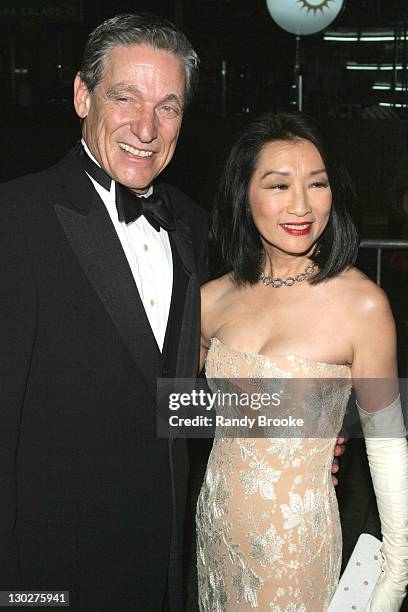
[208,336,351,375]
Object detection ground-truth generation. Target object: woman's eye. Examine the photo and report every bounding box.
[310,181,329,188]
[270,183,288,190]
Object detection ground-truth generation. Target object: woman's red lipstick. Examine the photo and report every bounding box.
[280,222,313,236]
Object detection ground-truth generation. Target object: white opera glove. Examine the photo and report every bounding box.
[358,396,408,611]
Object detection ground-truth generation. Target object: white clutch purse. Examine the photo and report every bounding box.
[327,533,382,612]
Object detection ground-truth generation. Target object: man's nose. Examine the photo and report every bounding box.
[131,107,157,143]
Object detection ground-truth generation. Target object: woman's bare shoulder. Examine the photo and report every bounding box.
[201,273,237,345]
[329,266,392,316]
[201,273,235,305]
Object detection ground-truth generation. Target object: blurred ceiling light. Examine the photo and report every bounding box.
[346,63,404,71]
[325,29,408,42]
[325,35,358,41]
[379,102,408,108]
[372,84,407,91]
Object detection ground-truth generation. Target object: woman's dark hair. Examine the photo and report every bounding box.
[212,111,359,285]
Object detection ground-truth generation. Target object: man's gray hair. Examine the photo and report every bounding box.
[79,12,199,107]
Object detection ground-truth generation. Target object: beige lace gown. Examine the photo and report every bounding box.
[196,338,352,612]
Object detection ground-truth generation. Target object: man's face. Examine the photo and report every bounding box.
[74,44,186,194]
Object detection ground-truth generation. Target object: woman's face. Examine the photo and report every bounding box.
[248,138,332,256]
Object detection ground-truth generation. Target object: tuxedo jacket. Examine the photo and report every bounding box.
[0,148,208,611]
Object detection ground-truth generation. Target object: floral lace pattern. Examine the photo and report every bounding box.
[196,338,352,611]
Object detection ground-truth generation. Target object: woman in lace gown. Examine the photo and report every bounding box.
[196,113,408,611]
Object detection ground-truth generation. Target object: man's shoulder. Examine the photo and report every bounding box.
[0,152,72,204]
[160,183,208,275]
[159,182,207,220]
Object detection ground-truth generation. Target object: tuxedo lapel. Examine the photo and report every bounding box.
[162,238,188,378]
[52,154,200,398]
[54,152,161,400]
[166,212,201,380]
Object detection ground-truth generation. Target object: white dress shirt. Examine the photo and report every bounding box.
[82,141,173,351]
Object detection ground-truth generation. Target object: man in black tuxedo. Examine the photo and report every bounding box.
[0,13,207,612]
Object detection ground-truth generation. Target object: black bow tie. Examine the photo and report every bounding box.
[115,183,174,232]
[75,142,175,232]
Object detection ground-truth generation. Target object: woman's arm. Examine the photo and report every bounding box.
[198,281,216,373]
[351,280,408,612]
[199,276,229,373]
[199,334,208,374]
[351,280,397,383]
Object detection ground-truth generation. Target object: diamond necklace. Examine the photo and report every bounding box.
[259,262,316,288]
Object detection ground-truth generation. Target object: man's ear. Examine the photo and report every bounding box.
[73,73,91,119]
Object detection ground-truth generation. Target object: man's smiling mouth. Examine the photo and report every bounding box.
[118,143,153,157]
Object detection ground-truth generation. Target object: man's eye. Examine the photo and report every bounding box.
[160,105,179,115]
[116,96,131,103]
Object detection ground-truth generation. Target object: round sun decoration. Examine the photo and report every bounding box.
[297,0,334,14]
[266,0,344,35]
